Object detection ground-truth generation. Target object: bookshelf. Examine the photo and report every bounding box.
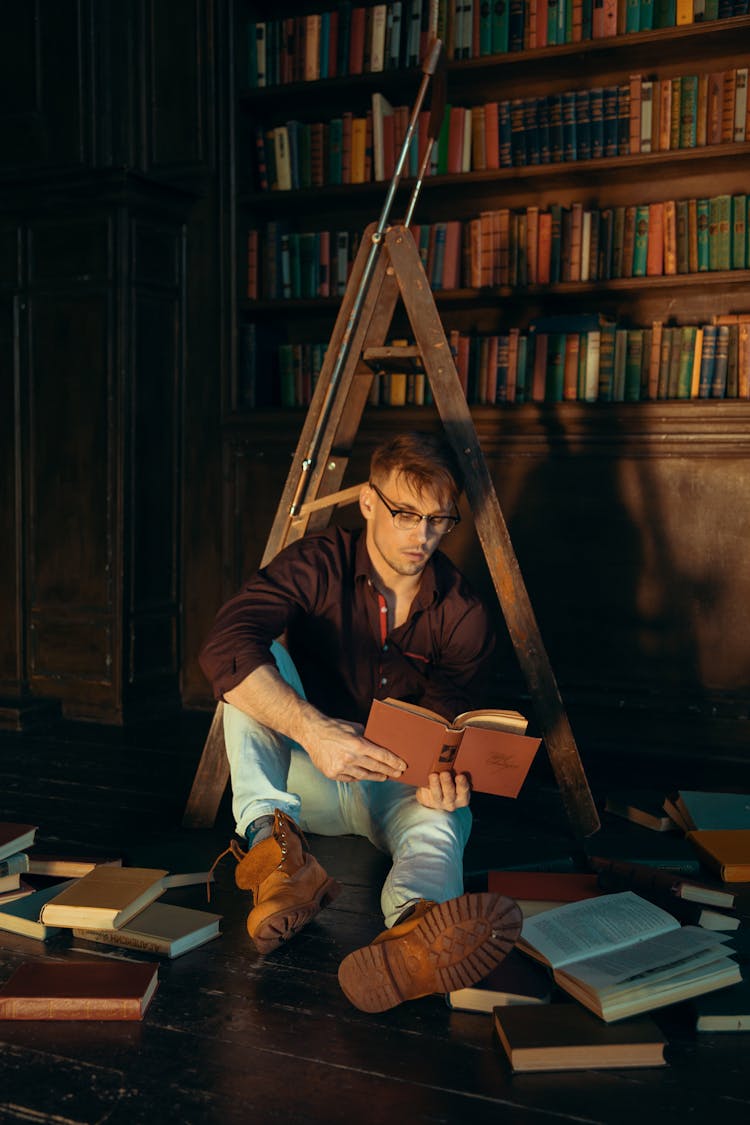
[227,1,750,763]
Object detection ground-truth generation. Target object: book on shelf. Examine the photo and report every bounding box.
[687,830,750,883]
[493,1003,667,1073]
[73,902,222,959]
[486,870,601,917]
[446,947,552,1013]
[605,791,677,833]
[0,959,159,1021]
[363,698,541,798]
[39,866,169,930]
[0,879,77,940]
[0,823,37,863]
[517,891,740,1022]
[694,975,750,1031]
[664,791,750,832]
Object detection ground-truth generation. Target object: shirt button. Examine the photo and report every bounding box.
[383,643,388,652]
[380,677,387,686]
[380,606,387,614]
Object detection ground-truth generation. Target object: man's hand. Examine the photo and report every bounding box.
[416,771,471,811]
[306,717,406,783]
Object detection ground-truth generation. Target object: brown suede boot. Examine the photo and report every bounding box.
[231,809,341,954]
[337,893,522,1012]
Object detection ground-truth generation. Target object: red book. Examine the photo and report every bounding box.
[485,102,500,169]
[447,105,466,174]
[349,7,367,76]
[646,202,664,276]
[442,221,463,289]
[0,960,159,1021]
[537,211,552,285]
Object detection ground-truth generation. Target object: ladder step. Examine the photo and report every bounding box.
[362,345,424,373]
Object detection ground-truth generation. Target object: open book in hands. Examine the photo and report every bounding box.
[363,697,542,797]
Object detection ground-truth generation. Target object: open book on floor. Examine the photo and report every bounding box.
[517,891,741,1022]
[364,698,541,797]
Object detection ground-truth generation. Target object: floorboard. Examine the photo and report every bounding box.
[1,717,749,1125]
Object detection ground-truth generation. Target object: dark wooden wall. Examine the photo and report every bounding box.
[1,0,748,767]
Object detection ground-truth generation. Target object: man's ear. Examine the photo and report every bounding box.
[359,483,375,522]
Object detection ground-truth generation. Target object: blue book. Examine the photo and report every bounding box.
[697,198,710,271]
[548,94,564,163]
[320,12,330,78]
[654,0,676,24]
[698,324,717,397]
[562,90,577,162]
[603,86,619,157]
[576,89,591,161]
[547,0,559,45]
[508,0,526,51]
[632,204,650,277]
[499,99,513,167]
[479,0,494,54]
[639,0,656,27]
[590,87,605,159]
[581,0,594,37]
[672,791,750,831]
[626,0,641,29]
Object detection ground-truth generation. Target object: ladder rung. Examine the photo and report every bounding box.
[362,345,424,373]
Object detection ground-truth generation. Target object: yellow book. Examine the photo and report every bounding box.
[676,0,693,24]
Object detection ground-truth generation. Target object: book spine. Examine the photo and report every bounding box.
[0,997,146,1020]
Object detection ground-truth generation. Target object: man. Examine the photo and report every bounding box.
[200,432,521,1012]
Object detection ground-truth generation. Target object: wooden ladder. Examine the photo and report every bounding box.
[183,219,600,839]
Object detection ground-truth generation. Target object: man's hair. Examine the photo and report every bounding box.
[369,432,464,507]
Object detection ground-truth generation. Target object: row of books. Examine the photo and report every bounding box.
[252,66,750,192]
[238,314,750,408]
[246,0,749,89]
[248,193,749,302]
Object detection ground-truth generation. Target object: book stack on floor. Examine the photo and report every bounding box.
[661,790,750,885]
[0,823,38,908]
[0,959,160,1021]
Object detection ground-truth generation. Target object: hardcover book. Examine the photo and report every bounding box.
[364,698,541,797]
[487,870,601,916]
[687,830,750,882]
[39,866,168,930]
[0,823,37,863]
[0,959,159,1021]
[446,948,551,1012]
[605,791,677,832]
[517,891,740,1022]
[493,1003,668,1071]
[73,902,222,959]
[666,791,750,832]
[694,976,750,1031]
[0,879,77,940]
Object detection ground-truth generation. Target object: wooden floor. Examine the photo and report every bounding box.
[1,715,749,1125]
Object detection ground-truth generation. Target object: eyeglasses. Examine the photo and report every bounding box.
[369,482,460,535]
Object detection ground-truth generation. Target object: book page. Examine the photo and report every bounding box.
[557,926,732,991]
[519,892,679,968]
[455,709,528,733]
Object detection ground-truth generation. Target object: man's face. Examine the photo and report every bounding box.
[362,470,456,581]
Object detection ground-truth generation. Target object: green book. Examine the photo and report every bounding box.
[546,333,566,402]
[732,195,747,270]
[679,76,698,149]
[612,328,628,401]
[639,0,656,27]
[709,194,732,271]
[657,326,675,399]
[698,324,717,397]
[597,323,617,402]
[676,325,698,398]
[492,0,510,53]
[626,0,641,29]
[711,324,730,397]
[654,0,676,24]
[696,198,710,271]
[625,329,645,401]
[632,204,650,277]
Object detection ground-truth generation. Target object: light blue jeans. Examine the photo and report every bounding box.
[223,642,472,927]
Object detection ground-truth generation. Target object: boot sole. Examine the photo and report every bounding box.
[250,877,342,954]
[337,893,522,1013]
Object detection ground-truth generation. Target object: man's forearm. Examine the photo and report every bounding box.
[224,663,331,746]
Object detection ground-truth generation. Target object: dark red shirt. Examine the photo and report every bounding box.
[199,527,497,724]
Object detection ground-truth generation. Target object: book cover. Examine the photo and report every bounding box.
[493,1003,668,1071]
[364,698,541,798]
[73,902,222,959]
[671,791,750,831]
[0,879,76,940]
[688,830,750,882]
[487,870,600,915]
[0,824,37,862]
[446,948,551,1012]
[40,866,168,929]
[586,855,739,909]
[584,830,702,874]
[0,959,159,1021]
[0,852,31,879]
[518,891,740,1021]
